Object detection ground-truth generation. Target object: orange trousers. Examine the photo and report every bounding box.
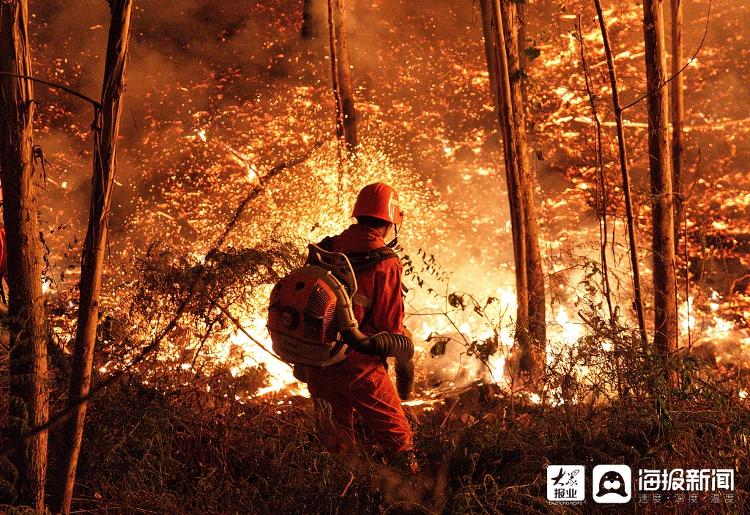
[305,352,413,454]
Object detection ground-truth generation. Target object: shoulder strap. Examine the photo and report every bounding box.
[346,246,399,272]
[309,239,398,275]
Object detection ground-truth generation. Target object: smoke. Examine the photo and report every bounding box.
[29,0,312,281]
[28,1,502,288]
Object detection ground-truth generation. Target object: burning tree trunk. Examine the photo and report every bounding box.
[642,0,678,362]
[0,0,49,510]
[594,0,648,346]
[671,0,684,250]
[53,2,133,513]
[326,0,358,155]
[480,0,546,381]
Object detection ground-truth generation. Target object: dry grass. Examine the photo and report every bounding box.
[59,357,749,514]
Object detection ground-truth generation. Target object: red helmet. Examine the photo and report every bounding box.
[352,182,404,225]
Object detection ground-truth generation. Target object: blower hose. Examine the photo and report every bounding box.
[317,259,415,400]
[344,330,415,400]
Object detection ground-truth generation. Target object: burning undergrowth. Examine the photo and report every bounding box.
[79,229,750,414]
[90,234,516,404]
[68,327,750,513]
[94,240,304,397]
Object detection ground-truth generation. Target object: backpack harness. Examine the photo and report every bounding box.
[267,240,398,368]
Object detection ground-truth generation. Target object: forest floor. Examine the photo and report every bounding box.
[64,367,748,514]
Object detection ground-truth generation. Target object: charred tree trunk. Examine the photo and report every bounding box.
[643,0,678,363]
[327,0,357,155]
[480,0,545,381]
[53,3,133,513]
[500,0,546,376]
[302,0,323,39]
[516,2,528,104]
[0,1,49,510]
[594,0,648,347]
[670,0,684,251]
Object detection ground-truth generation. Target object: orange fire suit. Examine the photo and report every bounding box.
[304,224,413,454]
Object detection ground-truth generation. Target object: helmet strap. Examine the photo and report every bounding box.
[386,223,399,248]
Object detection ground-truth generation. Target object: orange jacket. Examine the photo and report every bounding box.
[324,223,405,336]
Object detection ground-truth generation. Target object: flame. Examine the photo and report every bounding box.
[554,306,583,346]
[679,296,696,333]
[228,316,309,398]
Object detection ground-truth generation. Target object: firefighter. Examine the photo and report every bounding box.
[302,182,417,471]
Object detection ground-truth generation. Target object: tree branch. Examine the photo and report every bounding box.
[621,1,711,112]
[0,71,101,108]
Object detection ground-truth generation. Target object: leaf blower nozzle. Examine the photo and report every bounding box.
[343,330,415,400]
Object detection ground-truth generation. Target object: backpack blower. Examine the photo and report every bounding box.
[267,244,414,399]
